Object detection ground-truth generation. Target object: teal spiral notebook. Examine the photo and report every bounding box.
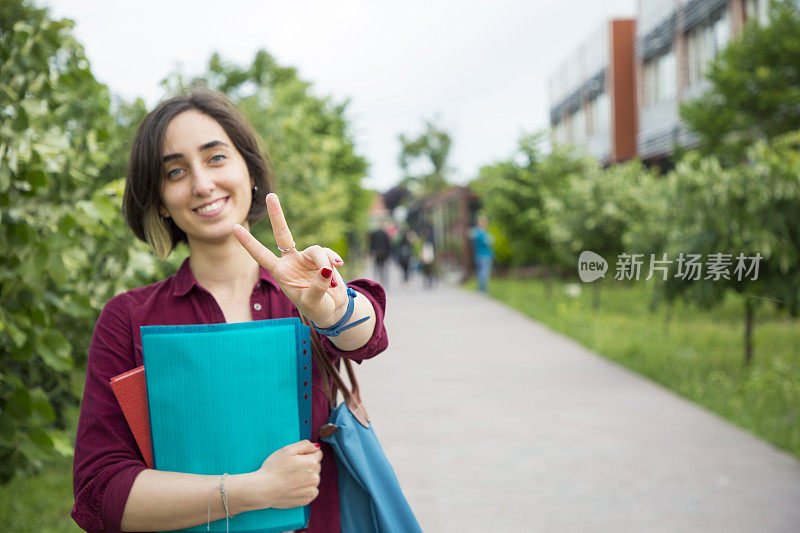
[140,317,312,533]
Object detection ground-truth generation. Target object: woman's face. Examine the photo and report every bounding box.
[159,110,253,247]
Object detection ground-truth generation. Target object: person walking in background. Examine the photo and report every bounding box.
[369,223,391,286]
[470,214,494,293]
[395,231,413,285]
[420,227,436,289]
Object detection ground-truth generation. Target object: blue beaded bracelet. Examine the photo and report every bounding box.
[310,287,371,337]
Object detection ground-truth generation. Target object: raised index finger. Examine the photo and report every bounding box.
[267,193,295,250]
[232,224,279,273]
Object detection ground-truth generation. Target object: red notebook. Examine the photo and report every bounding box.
[109,365,154,468]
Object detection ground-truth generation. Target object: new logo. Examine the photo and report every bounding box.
[578,251,607,282]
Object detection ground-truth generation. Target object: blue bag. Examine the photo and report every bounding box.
[302,317,423,533]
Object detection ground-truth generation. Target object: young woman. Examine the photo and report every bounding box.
[71,88,388,533]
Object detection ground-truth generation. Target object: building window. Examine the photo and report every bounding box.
[564,114,574,144]
[587,91,610,136]
[554,114,575,146]
[573,106,586,144]
[642,50,676,108]
[553,121,562,145]
[598,91,610,135]
[686,10,729,88]
[553,120,566,146]
[586,97,596,135]
[745,0,768,24]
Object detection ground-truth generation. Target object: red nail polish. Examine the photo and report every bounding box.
[314,443,321,448]
[321,268,332,278]
[335,258,343,264]
[330,277,338,288]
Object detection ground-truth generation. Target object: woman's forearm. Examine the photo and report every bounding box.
[120,469,260,532]
[325,290,378,352]
[121,440,322,531]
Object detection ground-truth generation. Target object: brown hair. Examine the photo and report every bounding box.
[123,87,273,258]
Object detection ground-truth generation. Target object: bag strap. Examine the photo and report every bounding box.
[300,314,370,433]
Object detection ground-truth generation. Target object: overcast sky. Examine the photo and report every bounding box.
[44,0,636,192]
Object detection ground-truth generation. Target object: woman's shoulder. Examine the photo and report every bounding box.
[92,272,181,363]
[101,269,181,319]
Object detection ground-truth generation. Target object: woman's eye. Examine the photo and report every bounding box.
[166,168,183,179]
[210,154,226,163]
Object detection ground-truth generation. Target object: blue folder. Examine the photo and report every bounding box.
[141,317,312,533]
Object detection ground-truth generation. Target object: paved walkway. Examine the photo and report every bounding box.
[353,270,800,532]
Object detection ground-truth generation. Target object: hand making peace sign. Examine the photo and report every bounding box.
[232,193,350,328]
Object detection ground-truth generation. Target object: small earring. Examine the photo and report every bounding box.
[252,185,258,194]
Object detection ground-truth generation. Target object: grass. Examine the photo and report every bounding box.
[474,276,800,458]
[0,453,82,532]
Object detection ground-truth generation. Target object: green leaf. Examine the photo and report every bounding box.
[0,165,11,193]
[30,389,55,422]
[29,306,47,327]
[52,432,74,457]
[27,170,47,190]
[91,191,117,224]
[61,293,91,319]
[12,106,29,130]
[0,412,15,445]
[5,388,32,420]
[58,213,77,233]
[5,322,27,348]
[17,438,50,464]
[37,331,72,372]
[28,428,54,450]
[10,340,34,363]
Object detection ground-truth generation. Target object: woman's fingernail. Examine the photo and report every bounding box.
[330,278,338,288]
[321,268,332,278]
[314,443,321,448]
[335,258,343,264]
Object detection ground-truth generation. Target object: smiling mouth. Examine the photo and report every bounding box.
[193,197,229,214]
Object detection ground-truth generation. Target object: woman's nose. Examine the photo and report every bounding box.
[191,168,215,196]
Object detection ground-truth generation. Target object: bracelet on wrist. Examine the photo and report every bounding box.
[207,473,232,532]
[310,287,370,337]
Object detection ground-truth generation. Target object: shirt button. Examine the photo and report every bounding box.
[253,303,262,311]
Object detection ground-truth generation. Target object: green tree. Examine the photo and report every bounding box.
[473,133,589,271]
[398,119,452,194]
[681,0,800,165]
[0,2,373,486]
[547,160,658,308]
[0,0,167,483]
[658,134,800,362]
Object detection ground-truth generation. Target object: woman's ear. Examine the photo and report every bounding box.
[158,205,170,219]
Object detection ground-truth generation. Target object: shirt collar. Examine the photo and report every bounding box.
[173,256,278,297]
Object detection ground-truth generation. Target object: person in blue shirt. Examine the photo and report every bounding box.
[470,215,495,293]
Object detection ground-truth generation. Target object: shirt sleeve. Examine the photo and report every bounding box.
[71,293,148,533]
[319,278,388,364]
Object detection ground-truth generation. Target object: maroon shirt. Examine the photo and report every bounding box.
[71,257,388,533]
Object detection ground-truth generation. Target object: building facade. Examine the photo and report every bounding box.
[636,0,767,165]
[548,0,769,167]
[549,19,637,165]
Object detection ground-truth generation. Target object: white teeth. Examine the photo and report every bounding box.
[196,198,225,213]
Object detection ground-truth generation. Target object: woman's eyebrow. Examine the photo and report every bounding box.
[161,140,230,163]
